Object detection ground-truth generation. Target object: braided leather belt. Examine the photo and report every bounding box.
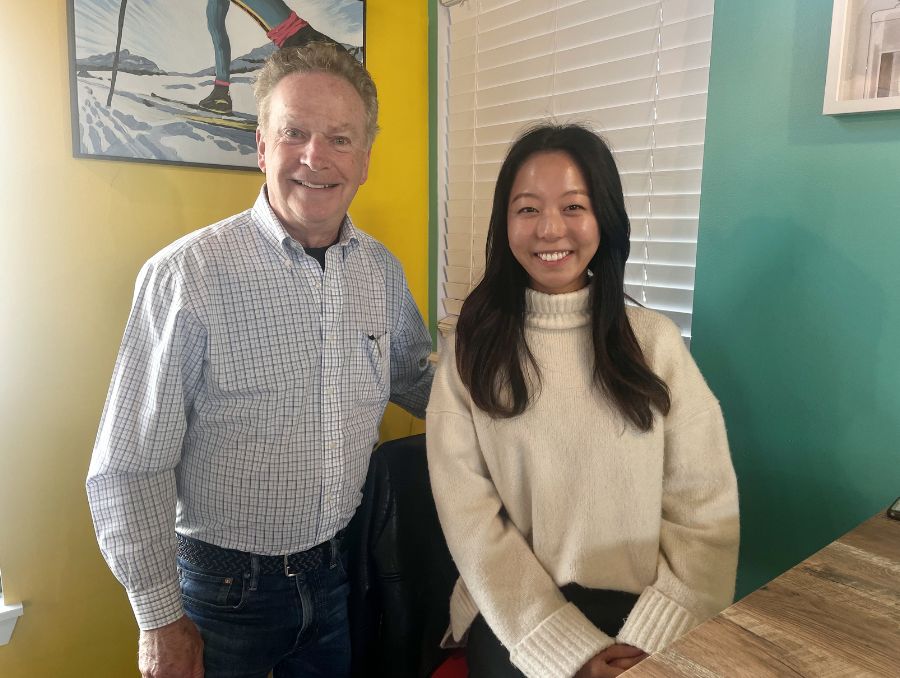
[176,533,333,577]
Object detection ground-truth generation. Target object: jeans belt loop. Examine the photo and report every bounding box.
[249,555,260,591]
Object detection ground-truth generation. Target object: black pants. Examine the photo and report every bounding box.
[466,586,638,678]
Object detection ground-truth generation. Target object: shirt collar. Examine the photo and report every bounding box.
[251,185,359,259]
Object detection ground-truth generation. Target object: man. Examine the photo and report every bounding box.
[87,43,433,678]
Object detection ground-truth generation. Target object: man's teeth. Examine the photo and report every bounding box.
[298,180,336,189]
[537,251,571,262]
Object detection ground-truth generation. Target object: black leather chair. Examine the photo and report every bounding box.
[344,434,459,678]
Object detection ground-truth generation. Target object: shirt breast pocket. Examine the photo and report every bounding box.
[355,330,390,406]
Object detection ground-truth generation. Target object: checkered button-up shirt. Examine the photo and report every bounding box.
[87,188,434,630]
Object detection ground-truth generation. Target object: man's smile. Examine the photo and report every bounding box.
[294,179,339,189]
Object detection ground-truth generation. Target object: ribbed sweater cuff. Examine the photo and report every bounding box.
[510,603,613,678]
[616,586,698,654]
[449,582,480,642]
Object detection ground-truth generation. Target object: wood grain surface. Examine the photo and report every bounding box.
[624,511,900,677]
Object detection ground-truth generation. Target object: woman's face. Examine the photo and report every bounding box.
[507,151,600,295]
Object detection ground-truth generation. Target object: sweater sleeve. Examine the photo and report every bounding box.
[617,319,740,653]
[426,343,613,678]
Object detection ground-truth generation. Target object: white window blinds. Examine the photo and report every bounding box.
[437,0,714,338]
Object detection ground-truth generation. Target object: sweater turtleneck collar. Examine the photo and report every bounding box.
[525,285,591,329]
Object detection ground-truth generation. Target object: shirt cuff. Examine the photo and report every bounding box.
[616,586,698,654]
[127,580,184,631]
[509,602,613,678]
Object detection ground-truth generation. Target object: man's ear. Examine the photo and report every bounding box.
[359,146,371,185]
[256,128,266,172]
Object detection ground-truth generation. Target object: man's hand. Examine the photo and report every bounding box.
[574,643,647,678]
[138,615,204,678]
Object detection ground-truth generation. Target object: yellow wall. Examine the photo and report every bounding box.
[0,1,428,675]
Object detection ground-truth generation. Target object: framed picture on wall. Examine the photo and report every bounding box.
[824,0,900,114]
[67,0,365,170]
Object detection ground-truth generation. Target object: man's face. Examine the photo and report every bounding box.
[256,71,371,247]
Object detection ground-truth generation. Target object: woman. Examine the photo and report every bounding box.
[426,124,739,678]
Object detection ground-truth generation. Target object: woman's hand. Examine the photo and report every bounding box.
[574,644,648,677]
[608,644,648,671]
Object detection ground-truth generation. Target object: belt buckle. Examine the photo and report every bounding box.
[284,554,299,577]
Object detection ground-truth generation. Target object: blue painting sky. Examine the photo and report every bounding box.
[73,0,364,73]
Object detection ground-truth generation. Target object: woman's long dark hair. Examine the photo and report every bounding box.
[455,123,671,431]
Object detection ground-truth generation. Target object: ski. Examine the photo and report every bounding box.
[137,92,258,132]
[149,92,255,120]
[181,112,257,132]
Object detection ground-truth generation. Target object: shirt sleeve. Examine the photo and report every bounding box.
[86,257,206,630]
[426,344,612,678]
[387,275,434,419]
[617,323,740,653]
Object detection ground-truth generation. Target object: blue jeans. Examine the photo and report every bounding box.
[178,540,350,678]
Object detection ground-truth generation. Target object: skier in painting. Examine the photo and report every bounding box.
[200,0,348,114]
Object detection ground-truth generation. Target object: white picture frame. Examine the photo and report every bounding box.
[824,0,900,114]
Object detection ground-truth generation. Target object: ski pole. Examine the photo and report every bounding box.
[106,0,129,106]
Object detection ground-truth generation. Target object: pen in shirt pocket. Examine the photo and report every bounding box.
[368,333,381,361]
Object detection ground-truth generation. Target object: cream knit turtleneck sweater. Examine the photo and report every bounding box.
[426,287,739,678]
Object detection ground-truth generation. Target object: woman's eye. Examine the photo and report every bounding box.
[517,206,538,214]
[564,204,586,211]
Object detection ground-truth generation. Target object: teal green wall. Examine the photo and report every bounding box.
[693,1,900,597]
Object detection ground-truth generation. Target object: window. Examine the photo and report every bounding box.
[435,0,715,340]
[0,570,24,646]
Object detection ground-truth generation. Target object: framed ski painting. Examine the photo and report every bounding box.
[67,0,366,170]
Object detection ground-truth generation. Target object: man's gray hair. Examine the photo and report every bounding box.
[254,43,379,145]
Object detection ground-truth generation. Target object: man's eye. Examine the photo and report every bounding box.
[282,128,302,139]
[333,136,350,145]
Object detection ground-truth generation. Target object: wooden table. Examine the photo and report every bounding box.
[625,511,900,677]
